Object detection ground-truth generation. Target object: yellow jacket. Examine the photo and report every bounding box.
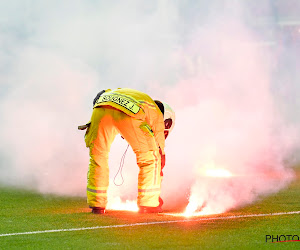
[93,88,165,154]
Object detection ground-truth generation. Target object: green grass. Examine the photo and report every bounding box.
[0,168,299,249]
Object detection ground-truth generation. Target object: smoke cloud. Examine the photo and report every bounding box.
[0,1,299,213]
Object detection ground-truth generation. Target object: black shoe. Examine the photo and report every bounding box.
[138,206,163,213]
[91,207,105,214]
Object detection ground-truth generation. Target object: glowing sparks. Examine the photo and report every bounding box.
[183,203,225,217]
[183,198,215,217]
[182,162,234,217]
[107,197,138,212]
[184,195,201,217]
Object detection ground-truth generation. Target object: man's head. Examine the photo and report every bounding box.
[154,100,175,139]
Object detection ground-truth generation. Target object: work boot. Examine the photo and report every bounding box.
[138,206,163,213]
[91,207,106,214]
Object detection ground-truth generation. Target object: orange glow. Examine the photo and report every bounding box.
[167,208,218,217]
[183,207,217,217]
[107,197,138,212]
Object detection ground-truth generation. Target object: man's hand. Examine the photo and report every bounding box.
[159,148,165,176]
[161,153,165,169]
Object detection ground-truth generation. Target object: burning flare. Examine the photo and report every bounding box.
[184,162,234,217]
[107,197,138,212]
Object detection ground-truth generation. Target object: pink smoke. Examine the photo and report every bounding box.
[0,1,298,215]
[158,20,297,213]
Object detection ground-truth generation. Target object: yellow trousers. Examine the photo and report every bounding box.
[85,106,162,208]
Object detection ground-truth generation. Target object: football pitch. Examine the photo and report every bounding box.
[0,168,299,249]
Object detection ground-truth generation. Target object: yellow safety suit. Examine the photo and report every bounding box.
[84,88,165,208]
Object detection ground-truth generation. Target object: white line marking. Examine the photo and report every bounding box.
[0,211,299,237]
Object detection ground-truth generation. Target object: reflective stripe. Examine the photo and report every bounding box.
[138,188,160,192]
[87,188,107,193]
[144,124,154,136]
[96,93,140,114]
[153,150,158,185]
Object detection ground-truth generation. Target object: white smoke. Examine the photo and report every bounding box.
[0,1,299,213]
[0,1,179,196]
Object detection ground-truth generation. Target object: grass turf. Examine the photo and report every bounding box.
[0,168,299,249]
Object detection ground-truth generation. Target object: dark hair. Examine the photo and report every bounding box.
[93,90,105,106]
[154,100,164,115]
